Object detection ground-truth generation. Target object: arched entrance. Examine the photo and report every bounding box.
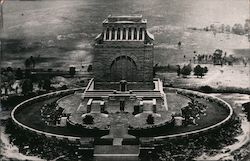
[110,56,137,82]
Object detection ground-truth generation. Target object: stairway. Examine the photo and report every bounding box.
[93,145,139,157]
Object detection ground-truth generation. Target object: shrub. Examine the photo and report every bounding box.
[133,105,140,115]
[61,85,68,90]
[83,115,94,124]
[194,65,208,78]
[181,65,192,78]
[199,85,213,93]
[146,114,155,124]
[103,110,109,114]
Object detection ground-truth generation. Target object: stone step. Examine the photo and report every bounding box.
[94,145,139,157]
[113,138,123,145]
[93,156,139,161]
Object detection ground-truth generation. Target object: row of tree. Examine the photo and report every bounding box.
[203,20,250,35]
[177,64,208,78]
[21,79,52,95]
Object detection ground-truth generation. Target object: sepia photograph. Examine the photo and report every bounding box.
[0,0,249,160]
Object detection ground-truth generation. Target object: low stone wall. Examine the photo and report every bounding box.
[153,88,233,141]
[11,88,85,142]
[11,87,233,142]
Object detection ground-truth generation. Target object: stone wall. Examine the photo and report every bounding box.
[11,87,233,143]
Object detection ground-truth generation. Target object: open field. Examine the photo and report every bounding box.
[158,64,250,89]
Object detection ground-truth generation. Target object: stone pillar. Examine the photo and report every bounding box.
[139,101,143,113]
[152,99,156,113]
[142,29,145,40]
[109,29,112,40]
[87,99,92,113]
[114,29,118,40]
[103,29,107,40]
[137,28,139,40]
[87,104,91,113]
[131,28,134,40]
[100,101,105,113]
[137,97,143,113]
[120,29,123,40]
[125,28,129,40]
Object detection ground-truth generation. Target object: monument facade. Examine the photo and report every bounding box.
[93,15,154,85]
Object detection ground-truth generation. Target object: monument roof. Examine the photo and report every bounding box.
[103,15,147,24]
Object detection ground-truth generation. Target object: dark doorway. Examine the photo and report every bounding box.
[110,56,137,82]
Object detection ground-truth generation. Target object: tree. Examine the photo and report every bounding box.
[244,20,250,33]
[69,66,76,77]
[203,66,208,73]
[21,79,33,95]
[43,79,51,91]
[225,25,231,32]
[146,114,154,124]
[6,70,15,84]
[29,56,35,69]
[232,24,245,35]
[194,65,204,78]
[38,81,43,90]
[181,65,192,78]
[83,115,94,124]
[24,69,32,79]
[15,68,23,80]
[6,67,13,72]
[176,65,181,76]
[219,24,225,33]
[194,65,201,78]
[87,65,92,72]
[25,58,31,69]
[194,65,208,78]
[24,56,36,70]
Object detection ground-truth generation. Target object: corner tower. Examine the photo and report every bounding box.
[93,15,154,87]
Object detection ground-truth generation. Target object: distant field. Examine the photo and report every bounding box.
[158,64,250,89]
